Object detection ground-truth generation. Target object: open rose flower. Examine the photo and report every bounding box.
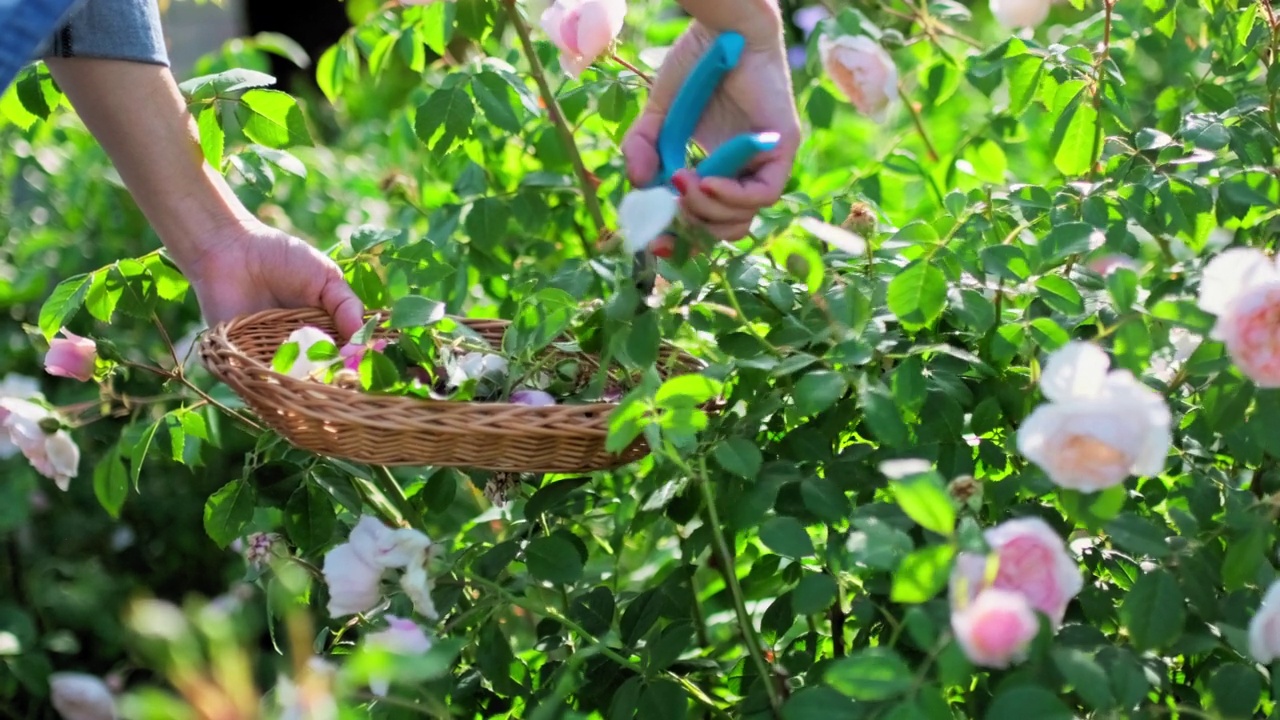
[1250,579,1280,663]
[364,616,434,696]
[1196,247,1280,387]
[951,588,1040,668]
[950,516,1082,628]
[540,0,626,77]
[0,398,79,491]
[49,672,116,720]
[990,0,1052,28]
[340,339,389,372]
[280,326,340,381]
[818,35,897,121]
[322,515,436,619]
[45,329,98,382]
[0,374,43,460]
[1016,342,1171,492]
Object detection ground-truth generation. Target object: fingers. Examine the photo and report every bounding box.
[670,170,758,242]
[318,268,366,341]
[621,110,664,187]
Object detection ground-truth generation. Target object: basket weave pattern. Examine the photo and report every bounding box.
[198,308,699,473]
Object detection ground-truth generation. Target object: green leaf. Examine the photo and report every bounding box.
[1035,275,1085,315]
[391,295,446,329]
[1051,648,1114,710]
[92,447,128,519]
[1104,514,1170,559]
[638,678,688,720]
[129,420,162,490]
[1041,222,1096,265]
[525,535,584,585]
[655,375,722,408]
[203,479,257,549]
[1223,527,1267,591]
[713,438,763,479]
[197,105,225,167]
[1119,568,1185,651]
[237,89,312,148]
[985,686,1073,720]
[1053,100,1099,176]
[859,383,911,448]
[825,647,914,701]
[472,72,522,133]
[759,517,815,559]
[887,260,947,330]
[792,573,838,615]
[569,586,615,637]
[1006,55,1044,114]
[891,544,955,604]
[38,274,91,340]
[889,470,956,536]
[1208,663,1262,718]
[284,482,336,554]
[782,686,861,720]
[415,86,475,156]
[794,370,848,415]
[806,85,836,129]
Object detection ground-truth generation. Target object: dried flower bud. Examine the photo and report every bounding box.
[332,369,362,390]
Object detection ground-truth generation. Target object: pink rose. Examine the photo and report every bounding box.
[818,35,897,122]
[950,516,1083,628]
[339,339,389,372]
[0,398,79,491]
[1087,253,1139,277]
[951,588,1040,668]
[49,672,116,720]
[540,0,626,77]
[510,389,557,406]
[364,615,434,696]
[321,543,384,618]
[989,0,1052,28]
[1197,248,1280,387]
[1017,342,1171,492]
[1249,580,1280,664]
[45,330,97,382]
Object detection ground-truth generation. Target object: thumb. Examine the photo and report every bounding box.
[621,109,665,188]
[318,269,365,341]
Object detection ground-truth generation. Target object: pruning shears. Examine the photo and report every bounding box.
[618,31,782,296]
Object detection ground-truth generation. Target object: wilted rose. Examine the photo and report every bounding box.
[1250,579,1280,664]
[950,516,1083,628]
[1017,341,1171,492]
[989,0,1052,28]
[951,588,1040,668]
[44,330,97,382]
[0,398,79,490]
[540,0,627,77]
[1196,248,1280,387]
[818,34,897,121]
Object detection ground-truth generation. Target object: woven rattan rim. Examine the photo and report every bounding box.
[197,307,707,472]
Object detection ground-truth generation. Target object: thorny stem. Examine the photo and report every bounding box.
[694,455,784,718]
[1262,0,1280,134]
[898,82,939,162]
[121,360,263,432]
[611,52,652,85]
[1089,0,1117,180]
[502,0,606,257]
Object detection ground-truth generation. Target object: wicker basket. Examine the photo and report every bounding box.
[197,308,704,473]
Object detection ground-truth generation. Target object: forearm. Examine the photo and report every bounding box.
[43,58,251,273]
[675,0,783,45]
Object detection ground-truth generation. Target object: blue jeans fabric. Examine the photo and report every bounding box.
[0,0,79,90]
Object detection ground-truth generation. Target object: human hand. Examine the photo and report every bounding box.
[621,22,800,257]
[184,220,366,340]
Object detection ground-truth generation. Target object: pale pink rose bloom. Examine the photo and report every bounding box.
[1017,342,1171,492]
[348,515,433,570]
[818,35,897,122]
[540,0,627,77]
[951,588,1040,668]
[0,377,43,460]
[49,672,116,720]
[281,326,339,380]
[950,516,1083,628]
[365,615,434,696]
[1087,253,1139,276]
[1249,580,1280,663]
[321,543,384,618]
[511,389,557,406]
[45,330,97,382]
[0,398,79,490]
[339,339,390,372]
[989,0,1051,27]
[1197,248,1280,387]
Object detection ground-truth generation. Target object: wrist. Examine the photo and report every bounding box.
[154,166,257,276]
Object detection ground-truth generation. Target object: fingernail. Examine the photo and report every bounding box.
[672,172,690,195]
[700,179,716,196]
[652,242,673,259]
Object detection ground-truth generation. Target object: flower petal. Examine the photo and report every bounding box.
[1038,341,1111,402]
[1198,247,1279,316]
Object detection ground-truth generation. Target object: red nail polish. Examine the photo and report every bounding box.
[652,244,673,259]
[700,179,716,196]
[672,173,690,195]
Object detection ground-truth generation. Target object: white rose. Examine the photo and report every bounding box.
[990,0,1052,28]
[348,514,433,570]
[1,398,79,490]
[49,672,116,720]
[1196,247,1280,387]
[1250,580,1280,664]
[320,543,384,618]
[280,326,339,381]
[818,35,897,121]
[1016,342,1171,492]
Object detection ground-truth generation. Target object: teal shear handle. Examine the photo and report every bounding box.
[650,32,780,189]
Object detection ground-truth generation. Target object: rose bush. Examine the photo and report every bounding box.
[2,0,1279,718]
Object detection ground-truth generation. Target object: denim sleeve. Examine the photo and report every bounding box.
[42,0,170,67]
[0,0,80,91]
